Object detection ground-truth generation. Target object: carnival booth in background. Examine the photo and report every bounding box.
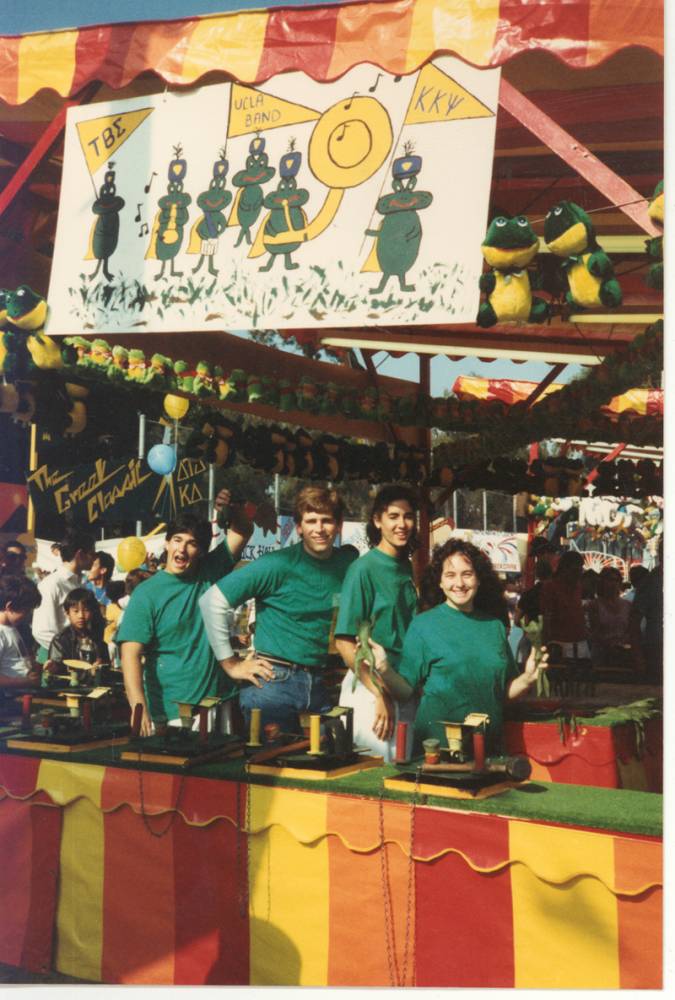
[0,0,663,989]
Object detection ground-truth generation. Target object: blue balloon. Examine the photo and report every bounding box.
[147,443,177,476]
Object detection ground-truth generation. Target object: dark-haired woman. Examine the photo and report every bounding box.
[335,486,419,760]
[375,539,547,753]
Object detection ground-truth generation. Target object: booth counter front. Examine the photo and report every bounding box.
[0,748,662,989]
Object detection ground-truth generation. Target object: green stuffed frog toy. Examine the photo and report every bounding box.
[544,200,622,309]
[477,215,549,327]
[645,180,663,291]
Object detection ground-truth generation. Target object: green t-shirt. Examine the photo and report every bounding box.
[117,541,235,720]
[398,602,518,751]
[334,547,417,667]
[217,542,358,666]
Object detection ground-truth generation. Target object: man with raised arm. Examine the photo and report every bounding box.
[118,489,255,735]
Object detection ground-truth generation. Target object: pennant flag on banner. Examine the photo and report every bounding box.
[404,64,494,125]
[76,108,154,175]
[228,84,320,138]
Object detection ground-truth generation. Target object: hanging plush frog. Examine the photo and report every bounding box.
[544,201,622,309]
[2,286,65,377]
[477,215,549,327]
[645,180,663,291]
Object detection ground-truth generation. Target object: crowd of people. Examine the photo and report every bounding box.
[0,486,663,758]
[514,544,663,685]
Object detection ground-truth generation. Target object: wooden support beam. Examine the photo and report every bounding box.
[416,354,432,573]
[498,78,659,236]
[524,363,566,409]
[0,83,98,221]
[586,442,628,483]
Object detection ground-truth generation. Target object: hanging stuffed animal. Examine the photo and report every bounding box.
[544,201,622,309]
[477,215,549,327]
[1,286,67,377]
[645,180,663,291]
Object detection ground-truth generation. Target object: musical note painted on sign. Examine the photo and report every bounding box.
[144,171,157,194]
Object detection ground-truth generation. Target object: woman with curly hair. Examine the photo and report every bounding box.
[374,538,548,752]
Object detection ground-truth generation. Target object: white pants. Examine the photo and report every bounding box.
[339,672,416,763]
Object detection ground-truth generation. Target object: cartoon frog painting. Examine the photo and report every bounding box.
[258,142,310,272]
[230,136,276,248]
[188,148,232,277]
[87,161,125,282]
[146,144,192,280]
[364,144,432,294]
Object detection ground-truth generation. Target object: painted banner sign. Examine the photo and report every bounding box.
[471,531,522,573]
[27,455,209,526]
[46,58,499,334]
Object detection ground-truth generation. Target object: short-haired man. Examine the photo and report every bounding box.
[200,486,358,735]
[117,490,253,735]
[86,551,116,606]
[0,540,28,577]
[31,529,96,662]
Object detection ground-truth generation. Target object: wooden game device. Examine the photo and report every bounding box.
[120,698,245,767]
[384,713,532,800]
[246,706,383,780]
[6,688,131,753]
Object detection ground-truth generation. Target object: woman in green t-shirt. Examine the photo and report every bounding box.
[335,485,419,761]
[374,539,548,753]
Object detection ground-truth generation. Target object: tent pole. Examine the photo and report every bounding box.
[498,78,658,236]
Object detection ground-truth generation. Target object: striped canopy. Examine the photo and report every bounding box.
[453,375,664,417]
[0,0,664,106]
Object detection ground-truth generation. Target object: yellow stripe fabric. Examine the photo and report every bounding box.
[38,761,105,981]
[509,820,619,988]
[249,786,329,985]
[17,30,77,103]
[181,12,269,86]
[405,0,500,73]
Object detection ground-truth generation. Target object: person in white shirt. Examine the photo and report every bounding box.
[0,574,42,687]
[32,529,96,663]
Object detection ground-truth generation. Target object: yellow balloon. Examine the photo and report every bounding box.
[117,536,147,572]
[164,394,190,420]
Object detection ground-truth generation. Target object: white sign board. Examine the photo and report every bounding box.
[47,58,499,335]
[471,531,522,573]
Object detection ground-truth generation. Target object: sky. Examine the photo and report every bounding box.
[1,0,351,36]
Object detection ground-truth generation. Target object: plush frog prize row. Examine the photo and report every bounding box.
[544,201,622,309]
[477,215,549,327]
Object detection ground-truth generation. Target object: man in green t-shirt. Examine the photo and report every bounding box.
[200,486,358,735]
[118,489,255,735]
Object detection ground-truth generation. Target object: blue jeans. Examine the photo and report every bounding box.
[239,661,331,736]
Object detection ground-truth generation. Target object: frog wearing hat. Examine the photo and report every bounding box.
[363,143,432,294]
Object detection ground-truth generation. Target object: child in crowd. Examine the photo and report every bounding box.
[44,587,110,680]
[0,575,42,687]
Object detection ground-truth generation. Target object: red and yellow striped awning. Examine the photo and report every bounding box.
[0,0,664,106]
[453,375,663,417]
